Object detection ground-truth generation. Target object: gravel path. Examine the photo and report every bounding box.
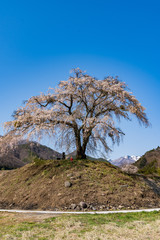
[0,208,160,215]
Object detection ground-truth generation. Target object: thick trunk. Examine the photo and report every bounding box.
[74,127,91,160]
[75,141,87,159]
[75,129,87,159]
[81,130,92,159]
[76,147,86,159]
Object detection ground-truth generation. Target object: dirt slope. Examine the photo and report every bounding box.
[0,159,159,211]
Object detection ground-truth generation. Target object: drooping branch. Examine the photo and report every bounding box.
[2,68,149,159]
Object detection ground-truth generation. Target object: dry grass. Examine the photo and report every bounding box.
[0,159,160,211]
[0,211,160,240]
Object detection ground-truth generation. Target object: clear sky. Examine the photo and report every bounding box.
[0,0,160,159]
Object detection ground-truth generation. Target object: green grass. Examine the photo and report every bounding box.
[65,211,160,226]
[31,158,118,180]
[0,211,160,240]
[138,160,160,176]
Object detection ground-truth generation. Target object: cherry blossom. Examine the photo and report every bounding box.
[2,68,149,159]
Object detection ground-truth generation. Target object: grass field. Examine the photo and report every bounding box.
[0,211,160,239]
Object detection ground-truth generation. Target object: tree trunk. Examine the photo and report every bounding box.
[74,127,89,159]
[76,148,86,159]
[79,130,92,160]
[75,131,87,159]
[75,141,87,159]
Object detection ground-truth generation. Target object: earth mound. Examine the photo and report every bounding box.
[0,159,160,211]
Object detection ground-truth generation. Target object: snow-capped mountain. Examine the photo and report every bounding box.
[109,155,140,167]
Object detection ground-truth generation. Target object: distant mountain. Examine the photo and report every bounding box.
[109,155,140,167]
[0,141,62,170]
[134,146,160,175]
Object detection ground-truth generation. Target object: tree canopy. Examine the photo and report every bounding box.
[3,68,149,159]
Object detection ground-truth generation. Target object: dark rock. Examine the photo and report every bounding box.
[79,201,87,209]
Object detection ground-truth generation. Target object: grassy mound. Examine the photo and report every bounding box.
[135,147,160,176]
[0,158,160,210]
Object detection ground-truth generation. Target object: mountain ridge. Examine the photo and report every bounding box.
[0,141,62,169]
[109,155,140,167]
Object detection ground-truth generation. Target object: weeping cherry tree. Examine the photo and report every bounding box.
[3,68,149,159]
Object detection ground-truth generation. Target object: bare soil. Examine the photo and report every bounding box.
[0,159,159,211]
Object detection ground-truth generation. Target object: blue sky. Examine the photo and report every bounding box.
[0,0,160,159]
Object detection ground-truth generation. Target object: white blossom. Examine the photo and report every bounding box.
[1,68,149,158]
